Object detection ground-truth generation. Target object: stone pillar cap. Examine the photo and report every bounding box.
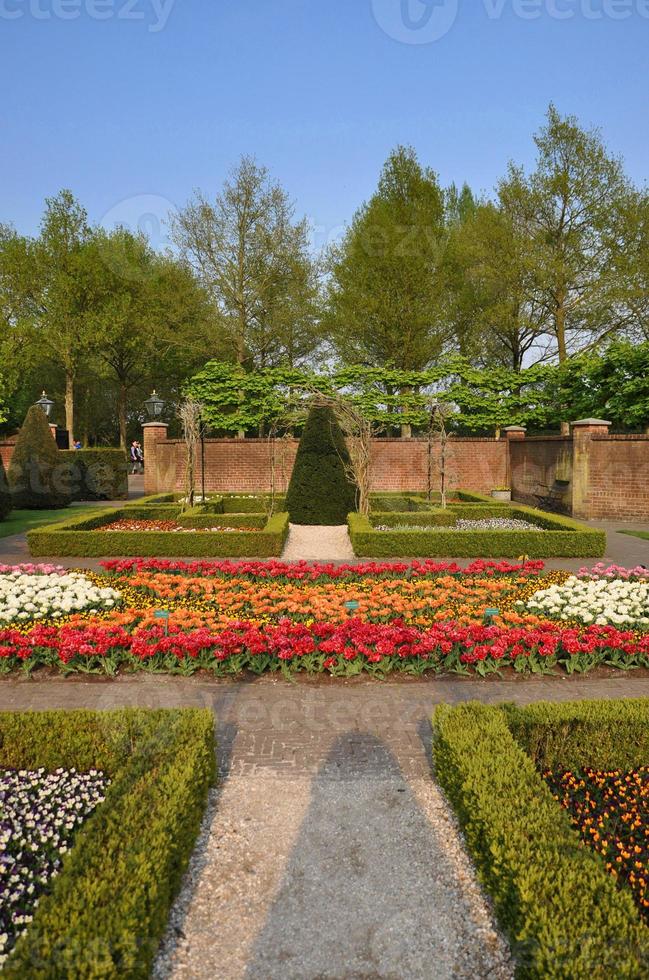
[571,418,612,426]
[142,421,169,428]
[503,425,527,432]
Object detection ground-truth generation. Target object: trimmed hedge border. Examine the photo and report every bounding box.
[503,698,649,772]
[432,700,649,978]
[349,501,605,558]
[1,707,215,979]
[26,507,290,557]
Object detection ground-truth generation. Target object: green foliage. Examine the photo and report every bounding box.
[348,506,605,558]
[8,406,72,509]
[27,507,290,557]
[61,448,128,500]
[432,701,649,978]
[371,509,457,527]
[0,452,12,520]
[171,156,321,373]
[325,146,448,373]
[1,708,215,979]
[504,698,649,772]
[285,405,357,525]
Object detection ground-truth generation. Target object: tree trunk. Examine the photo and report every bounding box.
[118,382,127,451]
[65,372,75,446]
[555,292,567,362]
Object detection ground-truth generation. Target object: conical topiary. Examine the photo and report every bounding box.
[0,454,12,521]
[285,405,358,525]
[8,406,72,510]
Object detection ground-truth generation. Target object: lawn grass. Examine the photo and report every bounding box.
[618,529,649,541]
[0,507,77,539]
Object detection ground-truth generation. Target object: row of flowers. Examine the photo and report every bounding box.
[0,572,121,625]
[100,557,547,581]
[1,618,648,676]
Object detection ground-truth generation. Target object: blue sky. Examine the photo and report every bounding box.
[1,0,647,249]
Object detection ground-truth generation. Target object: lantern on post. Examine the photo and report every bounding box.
[144,390,164,419]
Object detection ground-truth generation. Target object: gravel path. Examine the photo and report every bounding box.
[282,523,356,561]
[152,686,513,980]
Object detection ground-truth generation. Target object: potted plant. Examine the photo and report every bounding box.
[491,487,512,502]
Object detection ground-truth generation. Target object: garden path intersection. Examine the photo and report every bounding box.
[3,674,649,979]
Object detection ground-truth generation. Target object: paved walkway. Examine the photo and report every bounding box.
[3,674,648,979]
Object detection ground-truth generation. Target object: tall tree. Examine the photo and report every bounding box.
[82,228,212,448]
[325,146,448,372]
[499,105,635,362]
[325,146,449,435]
[170,156,321,372]
[0,190,94,443]
[447,201,549,370]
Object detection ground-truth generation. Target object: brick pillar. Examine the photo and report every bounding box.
[49,424,57,440]
[142,422,168,495]
[571,419,612,520]
[503,426,526,491]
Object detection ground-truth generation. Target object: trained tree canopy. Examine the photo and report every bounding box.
[285,405,357,525]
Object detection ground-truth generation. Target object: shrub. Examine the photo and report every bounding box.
[27,508,290,557]
[61,448,128,500]
[285,405,357,525]
[0,453,12,520]
[433,701,649,978]
[1,707,215,979]
[7,406,72,510]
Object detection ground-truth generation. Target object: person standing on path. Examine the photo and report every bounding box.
[130,441,143,475]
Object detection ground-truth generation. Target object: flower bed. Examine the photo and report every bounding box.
[432,699,649,978]
[348,505,606,558]
[2,617,649,677]
[522,576,649,628]
[0,708,215,977]
[100,519,258,533]
[0,767,109,967]
[1,561,648,677]
[544,766,649,921]
[0,571,120,624]
[27,508,290,557]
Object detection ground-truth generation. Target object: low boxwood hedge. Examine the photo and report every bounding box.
[1,707,215,979]
[348,505,605,558]
[370,508,457,528]
[61,449,128,501]
[27,508,290,557]
[432,700,649,978]
[503,698,649,772]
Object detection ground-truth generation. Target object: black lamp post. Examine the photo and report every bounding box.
[34,390,54,418]
[144,390,164,420]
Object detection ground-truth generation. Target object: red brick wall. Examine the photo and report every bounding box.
[0,441,15,470]
[585,436,649,520]
[510,438,573,513]
[154,436,508,495]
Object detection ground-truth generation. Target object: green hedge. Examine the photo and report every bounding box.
[503,698,649,772]
[61,449,128,501]
[1,708,215,979]
[370,509,457,527]
[348,506,605,558]
[176,510,267,529]
[433,701,649,978]
[124,492,181,506]
[27,507,290,557]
